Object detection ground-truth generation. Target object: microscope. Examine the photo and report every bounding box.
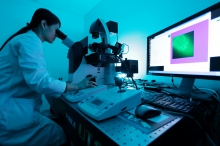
[56,19,124,85]
[56,18,141,120]
[56,19,126,102]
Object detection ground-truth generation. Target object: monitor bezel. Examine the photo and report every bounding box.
[146,2,220,80]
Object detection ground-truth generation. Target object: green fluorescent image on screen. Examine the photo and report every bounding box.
[172,31,194,59]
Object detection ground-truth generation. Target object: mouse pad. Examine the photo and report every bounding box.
[117,108,177,134]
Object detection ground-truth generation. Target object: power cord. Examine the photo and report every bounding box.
[193,85,206,93]
[198,88,220,101]
[171,76,178,90]
[142,88,217,144]
[164,110,217,146]
[161,89,212,128]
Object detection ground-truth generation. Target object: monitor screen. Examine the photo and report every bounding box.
[147,2,220,80]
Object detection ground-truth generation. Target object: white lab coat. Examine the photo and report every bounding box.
[0,30,67,146]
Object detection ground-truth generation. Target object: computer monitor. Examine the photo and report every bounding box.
[147,2,220,97]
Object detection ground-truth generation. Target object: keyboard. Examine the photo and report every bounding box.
[141,91,194,113]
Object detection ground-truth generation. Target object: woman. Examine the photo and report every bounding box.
[0,8,96,146]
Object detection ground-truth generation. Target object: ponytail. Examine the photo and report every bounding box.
[0,23,31,51]
[0,8,61,51]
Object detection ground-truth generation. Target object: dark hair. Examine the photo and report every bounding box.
[0,8,61,51]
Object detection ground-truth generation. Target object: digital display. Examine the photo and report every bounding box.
[91,99,103,106]
[172,31,194,59]
[147,3,220,79]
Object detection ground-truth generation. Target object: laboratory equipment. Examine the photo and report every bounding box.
[56,19,139,107]
[147,3,220,98]
[56,29,108,102]
[56,19,123,85]
[56,29,104,84]
[114,76,126,93]
[86,19,120,85]
[78,87,142,121]
[119,58,138,77]
[62,84,107,103]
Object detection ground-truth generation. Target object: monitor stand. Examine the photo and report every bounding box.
[178,78,195,97]
[168,78,215,102]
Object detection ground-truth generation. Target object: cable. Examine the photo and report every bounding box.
[160,89,211,127]
[144,87,217,145]
[171,76,178,90]
[117,56,138,90]
[193,85,206,93]
[143,89,217,139]
[198,88,220,101]
[164,110,217,146]
[122,43,129,54]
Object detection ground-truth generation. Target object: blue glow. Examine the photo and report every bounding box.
[84,0,220,90]
[117,73,126,78]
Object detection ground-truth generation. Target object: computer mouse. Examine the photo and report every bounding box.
[135,105,161,119]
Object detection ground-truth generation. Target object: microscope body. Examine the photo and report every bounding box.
[56,18,120,85]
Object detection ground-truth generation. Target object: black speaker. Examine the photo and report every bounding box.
[210,56,220,71]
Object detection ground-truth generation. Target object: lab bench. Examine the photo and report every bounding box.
[45,95,200,146]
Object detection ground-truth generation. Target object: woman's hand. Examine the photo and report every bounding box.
[65,76,97,92]
[76,75,97,90]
